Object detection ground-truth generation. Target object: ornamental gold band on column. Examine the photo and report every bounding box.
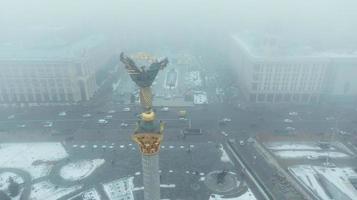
[140,87,153,109]
[132,133,163,155]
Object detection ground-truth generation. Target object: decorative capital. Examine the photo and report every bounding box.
[132,133,163,155]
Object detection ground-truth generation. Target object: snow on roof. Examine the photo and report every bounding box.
[289,165,331,200]
[315,166,357,199]
[289,165,357,200]
[273,150,349,159]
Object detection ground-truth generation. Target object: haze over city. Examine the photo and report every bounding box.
[0,1,357,200]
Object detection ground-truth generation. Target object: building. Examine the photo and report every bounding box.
[0,35,109,107]
[230,32,357,104]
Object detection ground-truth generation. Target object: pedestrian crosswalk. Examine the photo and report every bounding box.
[70,143,197,151]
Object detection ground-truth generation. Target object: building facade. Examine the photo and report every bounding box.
[230,33,357,104]
[0,36,108,107]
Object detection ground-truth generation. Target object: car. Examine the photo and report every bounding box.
[222,118,232,122]
[307,155,319,160]
[82,113,92,118]
[7,115,15,119]
[239,140,245,146]
[58,111,66,116]
[179,117,188,121]
[247,137,255,144]
[160,107,169,111]
[323,162,336,167]
[284,119,293,123]
[108,110,116,114]
[120,122,129,127]
[105,115,113,119]
[285,126,296,131]
[17,124,26,128]
[43,121,53,128]
[289,112,298,116]
[221,131,228,136]
[339,130,351,136]
[325,116,335,121]
[123,107,131,112]
[98,119,108,124]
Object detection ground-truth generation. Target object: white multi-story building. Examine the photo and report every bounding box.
[0,36,109,107]
[230,32,357,104]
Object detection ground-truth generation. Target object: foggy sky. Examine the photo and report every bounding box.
[1,0,356,51]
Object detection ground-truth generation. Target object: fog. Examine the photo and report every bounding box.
[2,1,357,200]
[1,0,357,51]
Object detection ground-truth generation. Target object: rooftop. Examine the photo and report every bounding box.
[232,31,357,58]
[0,35,105,61]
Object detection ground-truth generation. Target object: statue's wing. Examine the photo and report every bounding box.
[148,57,169,71]
[120,52,141,75]
[158,58,169,69]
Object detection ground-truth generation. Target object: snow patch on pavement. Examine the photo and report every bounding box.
[103,177,134,200]
[219,144,234,165]
[60,159,105,181]
[68,188,101,200]
[209,188,257,200]
[0,143,68,179]
[30,181,81,200]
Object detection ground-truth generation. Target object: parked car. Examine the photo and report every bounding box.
[7,115,15,119]
[108,110,116,114]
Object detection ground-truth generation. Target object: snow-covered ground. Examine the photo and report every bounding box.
[0,172,24,200]
[103,177,134,200]
[265,143,325,151]
[68,188,101,200]
[274,150,349,159]
[60,159,105,181]
[289,165,331,200]
[209,188,257,200]
[289,165,357,200]
[29,181,81,200]
[219,144,234,165]
[0,143,68,179]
